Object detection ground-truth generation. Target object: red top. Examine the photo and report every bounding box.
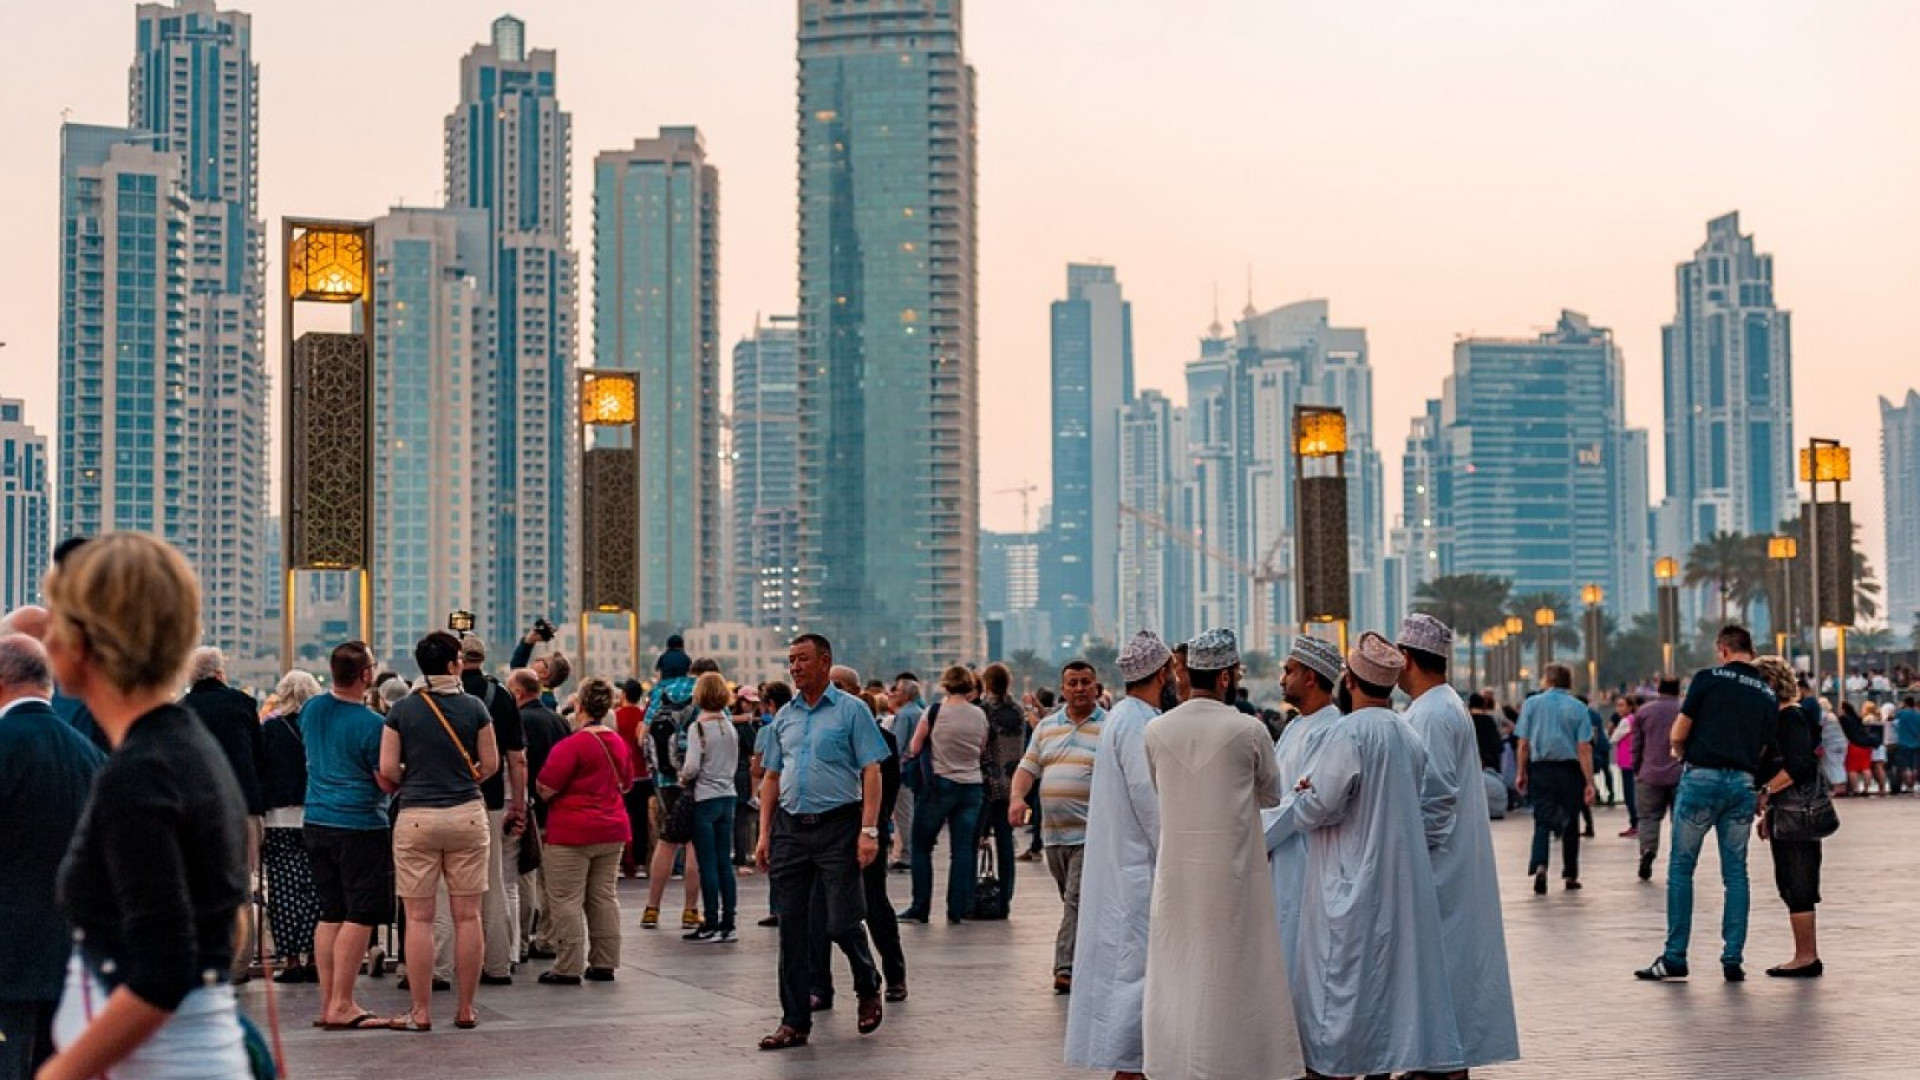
[614,704,652,781]
[538,726,634,847]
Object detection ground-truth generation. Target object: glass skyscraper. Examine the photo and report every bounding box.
[594,127,720,628]
[731,316,801,635]
[1046,264,1132,649]
[369,208,494,670]
[796,0,979,674]
[1882,391,1920,636]
[1118,389,1191,644]
[1658,212,1795,555]
[446,14,578,645]
[1,399,51,612]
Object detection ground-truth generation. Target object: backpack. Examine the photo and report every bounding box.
[648,679,696,781]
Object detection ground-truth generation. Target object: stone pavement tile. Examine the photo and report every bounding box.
[265,796,1920,1079]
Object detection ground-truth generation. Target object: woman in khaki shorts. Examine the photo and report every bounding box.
[379,630,500,1031]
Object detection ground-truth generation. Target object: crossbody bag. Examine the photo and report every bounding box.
[418,690,482,783]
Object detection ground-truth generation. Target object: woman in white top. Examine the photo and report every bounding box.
[901,666,991,923]
[679,672,742,942]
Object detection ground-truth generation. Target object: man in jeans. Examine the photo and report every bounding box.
[1009,660,1106,994]
[1636,625,1777,983]
[1630,677,1684,881]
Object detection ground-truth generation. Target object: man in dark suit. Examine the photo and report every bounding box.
[0,632,106,1079]
[182,645,265,981]
[0,605,108,753]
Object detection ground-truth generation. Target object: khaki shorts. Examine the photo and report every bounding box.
[394,802,491,899]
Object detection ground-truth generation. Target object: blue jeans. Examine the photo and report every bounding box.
[691,796,738,931]
[910,777,985,920]
[1663,768,1757,967]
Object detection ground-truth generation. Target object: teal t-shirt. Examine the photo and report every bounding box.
[301,694,391,830]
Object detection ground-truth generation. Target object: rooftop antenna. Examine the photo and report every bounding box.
[1208,282,1223,338]
[1242,264,1256,319]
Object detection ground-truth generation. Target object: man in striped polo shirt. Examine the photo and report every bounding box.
[1010,660,1106,994]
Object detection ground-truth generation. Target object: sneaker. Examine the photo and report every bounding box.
[1634,957,1689,981]
[1723,963,1746,982]
[1637,852,1655,881]
[682,908,702,929]
[713,929,738,944]
[683,926,717,943]
[641,906,660,929]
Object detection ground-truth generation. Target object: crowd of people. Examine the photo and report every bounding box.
[0,528,1900,1080]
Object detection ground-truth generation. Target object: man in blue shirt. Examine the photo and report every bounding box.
[300,642,395,1029]
[754,634,889,1051]
[1515,664,1596,894]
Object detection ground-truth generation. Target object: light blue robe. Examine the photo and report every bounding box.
[1064,694,1160,1072]
[1263,704,1340,968]
[1403,685,1521,1069]
[1267,707,1463,1077]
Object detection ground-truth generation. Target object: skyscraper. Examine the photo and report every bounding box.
[57,124,190,547]
[731,316,801,635]
[1118,389,1192,643]
[0,399,51,612]
[128,1,269,668]
[1882,391,1920,635]
[796,0,979,674]
[446,14,578,643]
[1444,311,1648,606]
[594,128,720,627]
[1045,263,1133,648]
[1658,212,1795,558]
[1389,397,1452,617]
[369,207,494,669]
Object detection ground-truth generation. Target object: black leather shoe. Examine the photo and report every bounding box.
[537,971,582,986]
[1723,963,1746,982]
[480,974,513,986]
[584,967,617,982]
[1765,960,1823,978]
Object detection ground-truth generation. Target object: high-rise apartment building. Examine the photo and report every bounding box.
[1,400,51,612]
[369,208,494,669]
[1046,264,1132,647]
[980,529,1048,658]
[796,0,979,674]
[1882,391,1920,635]
[1118,389,1192,644]
[57,125,189,551]
[1389,397,1452,617]
[1183,326,1240,634]
[1443,311,1649,607]
[731,317,802,635]
[1658,213,1795,557]
[446,14,578,644]
[594,128,720,627]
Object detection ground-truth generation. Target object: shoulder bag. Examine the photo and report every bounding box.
[1769,777,1839,842]
[661,721,706,844]
[419,691,483,783]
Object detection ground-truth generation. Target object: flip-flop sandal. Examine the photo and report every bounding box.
[389,1014,432,1033]
[324,1012,386,1031]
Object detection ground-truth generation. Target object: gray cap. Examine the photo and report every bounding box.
[1287,635,1343,685]
[1396,613,1453,658]
[1186,628,1241,672]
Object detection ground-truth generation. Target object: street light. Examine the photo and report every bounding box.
[1581,584,1604,696]
[1768,535,1798,661]
[1655,556,1680,675]
[579,369,642,676]
[1800,438,1855,703]
[1503,616,1524,697]
[1294,406,1351,652]
[1534,606,1557,668]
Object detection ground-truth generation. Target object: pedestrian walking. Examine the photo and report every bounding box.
[680,671,742,943]
[1516,664,1597,893]
[1009,661,1106,994]
[261,670,322,984]
[1631,677,1684,880]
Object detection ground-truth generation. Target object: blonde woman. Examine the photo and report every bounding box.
[38,533,252,1080]
[535,677,633,983]
[261,670,323,984]
[681,671,742,942]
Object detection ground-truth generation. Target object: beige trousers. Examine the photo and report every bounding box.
[543,841,625,977]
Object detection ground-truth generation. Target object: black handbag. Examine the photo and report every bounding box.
[1770,778,1839,842]
[968,838,1008,920]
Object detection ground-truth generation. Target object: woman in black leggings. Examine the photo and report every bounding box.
[1754,656,1826,978]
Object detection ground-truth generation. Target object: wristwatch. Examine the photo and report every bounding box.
[861,826,881,839]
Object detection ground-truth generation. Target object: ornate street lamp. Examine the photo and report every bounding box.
[1504,615,1524,698]
[1294,406,1350,654]
[1581,584,1604,696]
[1767,535,1798,661]
[1534,606,1557,669]
[1655,556,1680,675]
[579,370,641,676]
[1800,440,1853,702]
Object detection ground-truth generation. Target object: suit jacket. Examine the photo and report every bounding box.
[0,699,107,1001]
[184,678,266,815]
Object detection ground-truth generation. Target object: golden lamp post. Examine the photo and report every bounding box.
[1767,535,1798,661]
[1800,440,1853,702]
[1655,556,1680,675]
[1294,406,1350,655]
[578,370,642,676]
[1580,584,1604,696]
[1504,615,1524,695]
[1534,606,1557,669]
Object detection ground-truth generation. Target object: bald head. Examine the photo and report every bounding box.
[0,605,50,642]
[830,665,861,694]
[0,633,53,708]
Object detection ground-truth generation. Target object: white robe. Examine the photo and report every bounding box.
[1266,706,1463,1077]
[1403,685,1520,1069]
[1065,694,1161,1072]
[1142,697,1301,1080]
[1263,704,1340,968]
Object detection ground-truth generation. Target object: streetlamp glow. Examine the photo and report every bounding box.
[1581,583,1604,608]
[1768,535,1799,561]
[287,225,369,302]
[1504,616,1524,636]
[1534,607,1556,628]
[1654,556,1678,582]
[1798,445,1851,484]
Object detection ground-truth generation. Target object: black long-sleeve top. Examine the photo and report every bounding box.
[57,704,249,1010]
[1763,701,1822,789]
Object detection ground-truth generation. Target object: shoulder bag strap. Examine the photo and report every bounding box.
[419,691,482,782]
[587,725,623,782]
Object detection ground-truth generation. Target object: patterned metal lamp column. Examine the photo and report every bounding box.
[1294,405,1350,654]
[580,370,641,675]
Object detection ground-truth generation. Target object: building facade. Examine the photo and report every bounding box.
[1658,212,1796,557]
[1443,311,1649,609]
[445,14,578,645]
[1882,391,1920,636]
[0,400,51,612]
[369,208,494,670]
[795,0,980,674]
[1117,389,1192,644]
[593,128,720,627]
[980,529,1048,658]
[1045,263,1132,648]
[1388,397,1452,618]
[731,316,802,635]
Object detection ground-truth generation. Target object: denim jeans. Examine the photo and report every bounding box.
[690,796,738,931]
[1662,767,1757,967]
[910,777,985,920]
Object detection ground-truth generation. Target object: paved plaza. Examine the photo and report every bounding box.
[271,796,1920,1079]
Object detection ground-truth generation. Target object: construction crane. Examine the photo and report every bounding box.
[995,481,1040,539]
[1118,502,1288,655]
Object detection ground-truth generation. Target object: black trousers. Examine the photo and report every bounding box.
[1528,760,1585,880]
[811,835,907,998]
[0,1000,55,1080]
[771,804,876,1030]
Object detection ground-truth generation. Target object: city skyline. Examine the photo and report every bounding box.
[6,2,1918,635]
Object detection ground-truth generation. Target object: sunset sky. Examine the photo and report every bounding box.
[3,0,1916,617]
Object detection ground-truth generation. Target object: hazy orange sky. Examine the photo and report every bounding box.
[3,1,1916,619]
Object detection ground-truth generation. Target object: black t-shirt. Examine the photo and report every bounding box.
[386,691,492,809]
[1678,662,1777,776]
[1470,711,1504,772]
[462,669,526,809]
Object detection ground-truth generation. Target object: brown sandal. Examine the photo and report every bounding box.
[758,1025,809,1051]
[856,993,884,1034]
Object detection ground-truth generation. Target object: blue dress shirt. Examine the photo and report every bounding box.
[1515,688,1592,762]
[762,685,890,814]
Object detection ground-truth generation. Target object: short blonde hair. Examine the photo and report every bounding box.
[44,532,202,696]
[273,670,322,714]
[1754,655,1797,702]
[693,671,733,712]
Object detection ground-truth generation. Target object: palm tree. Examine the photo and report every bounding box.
[1412,573,1512,688]
[1507,591,1580,668]
[1684,531,1766,625]
[1005,649,1052,695]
